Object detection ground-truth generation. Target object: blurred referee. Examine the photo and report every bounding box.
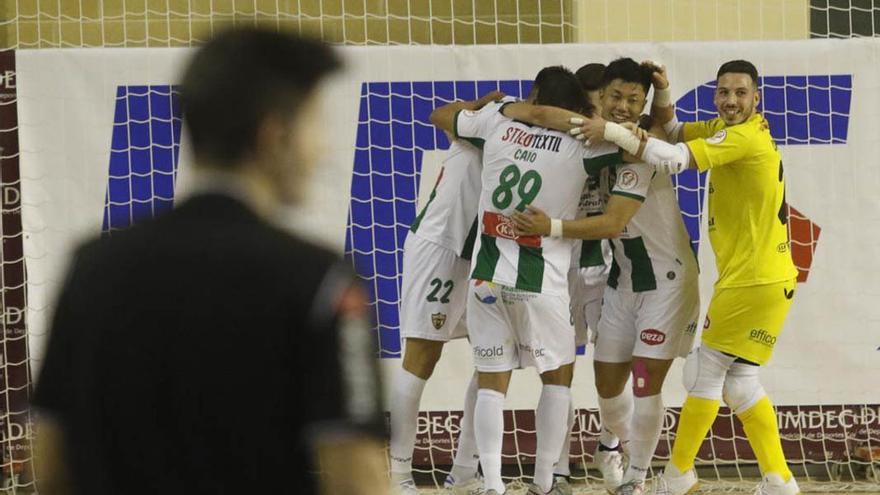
[32,29,387,495]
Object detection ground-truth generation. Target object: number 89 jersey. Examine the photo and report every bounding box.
[455,105,622,296]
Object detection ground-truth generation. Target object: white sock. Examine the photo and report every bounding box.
[389,368,427,475]
[450,373,480,483]
[534,385,572,493]
[475,388,506,493]
[623,394,665,482]
[598,390,633,449]
[554,401,575,477]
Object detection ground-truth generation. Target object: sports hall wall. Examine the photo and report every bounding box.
[1,0,879,491]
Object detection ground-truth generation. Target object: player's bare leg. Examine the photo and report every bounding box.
[526,363,574,495]
[476,371,513,494]
[389,337,445,493]
[593,360,632,493]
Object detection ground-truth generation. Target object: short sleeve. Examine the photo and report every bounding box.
[582,143,623,177]
[686,125,753,172]
[611,162,653,202]
[454,105,503,148]
[682,118,726,141]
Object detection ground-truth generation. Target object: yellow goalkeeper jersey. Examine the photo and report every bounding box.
[683,113,798,288]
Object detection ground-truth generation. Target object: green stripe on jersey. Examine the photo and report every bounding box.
[460,217,479,261]
[622,237,657,292]
[611,190,646,202]
[607,242,620,289]
[579,240,605,268]
[515,246,545,292]
[472,234,500,281]
[410,182,439,233]
[583,150,623,176]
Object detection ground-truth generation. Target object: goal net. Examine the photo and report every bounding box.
[2,1,880,494]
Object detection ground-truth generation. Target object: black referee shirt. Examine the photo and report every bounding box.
[32,193,383,495]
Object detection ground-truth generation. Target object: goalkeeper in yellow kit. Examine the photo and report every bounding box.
[575,60,800,495]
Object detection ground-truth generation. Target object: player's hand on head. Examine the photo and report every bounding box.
[621,122,649,141]
[512,205,551,236]
[568,115,607,144]
[642,60,669,90]
[475,90,506,109]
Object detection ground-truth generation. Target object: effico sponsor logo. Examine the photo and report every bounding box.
[640,328,666,346]
[749,328,777,347]
[473,345,504,358]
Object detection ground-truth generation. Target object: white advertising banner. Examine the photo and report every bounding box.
[16,39,880,417]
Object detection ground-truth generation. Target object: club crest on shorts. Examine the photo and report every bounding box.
[431,312,447,329]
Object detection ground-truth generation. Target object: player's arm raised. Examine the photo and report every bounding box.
[429,90,504,134]
[512,196,642,240]
[575,114,698,174]
[499,102,590,133]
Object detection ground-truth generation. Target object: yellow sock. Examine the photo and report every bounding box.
[738,396,792,482]
[670,396,721,473]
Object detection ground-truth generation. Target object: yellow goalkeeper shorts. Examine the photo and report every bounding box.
[701,278,796,365]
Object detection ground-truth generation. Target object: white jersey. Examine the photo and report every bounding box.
[604,162,698,292]
[410,99,515,260]
[455,104,622,296]
[571,174,612,284]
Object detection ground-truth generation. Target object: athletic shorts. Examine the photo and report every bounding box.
[399,233,470,342]
[568,267,607,346]
[701,278,796,365]
[467,280,575,373]
[594,283,699,363]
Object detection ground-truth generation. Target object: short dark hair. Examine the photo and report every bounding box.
[533,66,592,115]
[717,60,759,87]
[180,28,341,168]
[601,57,652,93]
[575,63,606,92]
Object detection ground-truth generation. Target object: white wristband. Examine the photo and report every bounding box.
[603,122,642,156]
[653,87,672,107]
[549,219,563,238]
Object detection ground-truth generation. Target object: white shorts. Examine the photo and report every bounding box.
[467,280,575,373]
[399,233,470,342]
[568,267,607,346]
[594,283,699,363]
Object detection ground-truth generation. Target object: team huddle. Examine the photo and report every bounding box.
[389,58,800,495]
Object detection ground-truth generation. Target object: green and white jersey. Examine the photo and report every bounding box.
[410,99,515,260]
[455,105,622,296]
[605,162,698,292]
[572,173,612,285]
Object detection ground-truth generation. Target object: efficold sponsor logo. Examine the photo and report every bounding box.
[473,345,504,359]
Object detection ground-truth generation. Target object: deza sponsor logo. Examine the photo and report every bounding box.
[640,329,666,345]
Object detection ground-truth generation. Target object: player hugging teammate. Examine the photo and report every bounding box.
[391,57,800,495]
